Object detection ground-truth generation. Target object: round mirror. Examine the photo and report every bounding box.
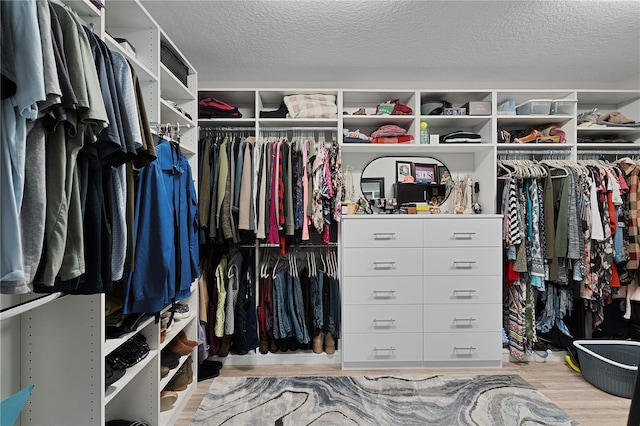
[360,156,453,209]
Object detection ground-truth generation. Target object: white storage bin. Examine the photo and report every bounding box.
[516,99,552,115]
[550,99,577,115]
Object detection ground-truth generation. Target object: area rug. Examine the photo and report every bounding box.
[190,374,578,425]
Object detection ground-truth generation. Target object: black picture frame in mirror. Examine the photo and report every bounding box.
[361,177,385,200]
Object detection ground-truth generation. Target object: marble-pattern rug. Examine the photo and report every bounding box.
[191,374,578,425]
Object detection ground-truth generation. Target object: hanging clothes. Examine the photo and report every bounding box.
[123,139,199,314]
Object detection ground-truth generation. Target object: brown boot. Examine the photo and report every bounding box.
[167,336,193,356]
[217,334,232,357]
[313,332,325,354]
[165,366,188,391]
[324,333,336,355]
[185,356,193,384]
[178,330,198,348]
[259,331,269,354]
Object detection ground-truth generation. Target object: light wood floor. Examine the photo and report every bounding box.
[175,361,632,426]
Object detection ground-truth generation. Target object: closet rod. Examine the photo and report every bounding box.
[0,292,66,322]
[202,126,255,131]
[258,242,338,248]
[498,149,571,156]
[259,127,337,131]
[578,149,640,155]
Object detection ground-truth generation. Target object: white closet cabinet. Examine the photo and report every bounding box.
[0,1,200,425]
[340,215,503,369]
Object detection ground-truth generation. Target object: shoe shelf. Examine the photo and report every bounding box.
[160,316,195,352]
[159,353,192,389]
[104,315,156,356]
[105,351,157,405]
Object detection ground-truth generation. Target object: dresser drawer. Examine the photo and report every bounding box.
[343,305,422,334]
[423,247,501,276]
[343,248,422,276]
[423,275,501,304]
[342,219,422,248]
[343,276,422,305]
[423,304,501,332]
[423,332,502,362]
[343,333,423,363]
[423,218,501,248]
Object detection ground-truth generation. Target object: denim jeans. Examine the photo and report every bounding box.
[285,270,303,342]
[327,276,341,337]
[313,271,323,330]
[272,268,291,339]
[292,273,310,344]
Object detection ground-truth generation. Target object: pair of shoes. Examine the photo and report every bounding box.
[538,125,566,143]
[172,303,191,320]
[105,363,126,390]
[198,359,223,382]
[160,390,178,412]
[353,107,366,115]
[167,335,193,356]
[161,348,180,369]
[106,334,150,371]
[164,366,189,391]
[178,329,198,348]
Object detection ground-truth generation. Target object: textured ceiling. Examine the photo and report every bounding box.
[141,0,640,84]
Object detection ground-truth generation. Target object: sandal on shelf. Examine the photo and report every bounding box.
[512,129,539,143]
[353,108,366,115]
[539,125,566,144]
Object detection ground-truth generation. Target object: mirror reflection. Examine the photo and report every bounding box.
[360,156,453,209]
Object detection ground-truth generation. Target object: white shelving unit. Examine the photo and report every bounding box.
[0,1,200,425]
[197,86,639,369]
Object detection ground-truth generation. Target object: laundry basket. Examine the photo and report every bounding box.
[573,340,640,398]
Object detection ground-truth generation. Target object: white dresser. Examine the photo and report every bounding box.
[340,215,503,369]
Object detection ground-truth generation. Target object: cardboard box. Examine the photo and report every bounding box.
[462,101,491,116]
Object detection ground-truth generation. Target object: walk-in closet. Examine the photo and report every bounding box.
[2,1,639,425]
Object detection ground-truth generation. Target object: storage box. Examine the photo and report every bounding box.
[497,100,516,115]
[516,99,552,115]
[550,99,577,115]
[161,41,189,86]
[461,101,491,116]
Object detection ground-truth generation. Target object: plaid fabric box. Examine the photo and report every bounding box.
[283,94,337,119]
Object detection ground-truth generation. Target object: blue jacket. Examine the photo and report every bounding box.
[124,139,199,314]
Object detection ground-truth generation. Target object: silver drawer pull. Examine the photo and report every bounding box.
[453,261,476,269]
[452,289,477,296]
[373,318,395,323]
[373,290,396,297]
[373,347,396,352]
[453,346,477,351]
[453,317,476,324]
[373,232,396,240]
[373,261,396,269]
[452,232,476,239]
